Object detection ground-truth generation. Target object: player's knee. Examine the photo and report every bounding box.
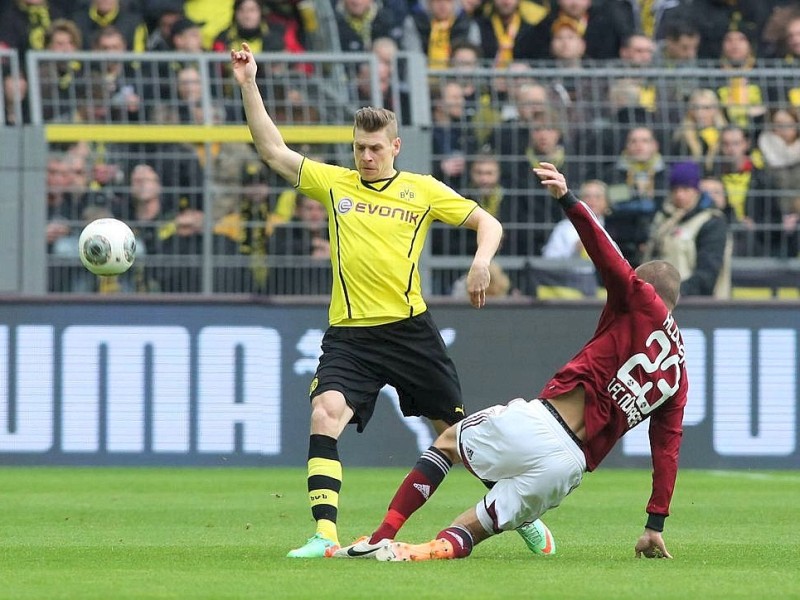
[310,391,350,432]
[433,425,460,463]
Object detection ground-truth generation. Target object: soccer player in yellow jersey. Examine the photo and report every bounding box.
[231,43,504,558]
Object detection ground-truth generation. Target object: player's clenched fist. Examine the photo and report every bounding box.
[231,42,257,86]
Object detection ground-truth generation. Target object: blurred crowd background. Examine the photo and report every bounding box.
[3,0,800,298]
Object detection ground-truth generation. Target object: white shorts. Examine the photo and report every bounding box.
[456,399,587,533]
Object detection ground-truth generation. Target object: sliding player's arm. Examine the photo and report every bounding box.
[533,163,634,305]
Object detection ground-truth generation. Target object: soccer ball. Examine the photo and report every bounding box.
[78,218,136,276]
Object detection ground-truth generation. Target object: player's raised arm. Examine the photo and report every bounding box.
[534,162,633,297]
[231,43,303,184]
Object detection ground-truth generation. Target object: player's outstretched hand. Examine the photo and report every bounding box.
[231,42,257,86]
[634,529,673,559]
[466,260,490,308]
[532,162,568,199]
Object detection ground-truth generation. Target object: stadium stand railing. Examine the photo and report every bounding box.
[0,49,23,126]
[16,50,800,297]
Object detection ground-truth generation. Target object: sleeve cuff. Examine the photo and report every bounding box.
[645,514,666,532]
[557,190,579,210]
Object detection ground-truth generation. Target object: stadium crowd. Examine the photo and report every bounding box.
[3,0,800,296]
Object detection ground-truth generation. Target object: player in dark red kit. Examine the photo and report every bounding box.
[332,162,688,561]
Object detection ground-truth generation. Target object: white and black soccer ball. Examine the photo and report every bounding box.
[78,218,136,276]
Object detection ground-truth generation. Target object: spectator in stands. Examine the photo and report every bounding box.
[92,26,143,123]
[149,64,211,125]
[142,0,184,51]
[512,82,551,124]
[671,88,728,173]
[432,153,523,257]
[62,146,96,210]
[654,19,700,66]
[764,10,800,107]
[71,0,147,51]
[604,125,667,266]
[46,154,81,254]
[700,176,736,223]
[211,0,294,63]
[268,193,333,295]
[474,0,547,67]
[335,0,403,52]
[542,179,609,259]
[271,193,330,259]
[459,0,487,19]
[154,14,207,102]
[716,26,767,135]
[171,15,205,54]
[501,106,569,183]
[264,0,315,51]
[403,0,481,68]
[491,61,537,124]
[712,124,767,222]
[500,109,570,255]
[616,32,661,120]
[549,16,585,68]
[761,3,797,58]
[678,0,769,60]
[757,107,800,256]
[213,157,274,293]
[431,80,477,190]
[522,0,634,60]
[579,78,652,179]
[619,32,656,66]
[0,0,53,61]
[448,41,485,120]
[650,19,703,127]
[643,161,732,298]
[129,163,209,292]
[758,106,800,193]
[3,72,29,125]
[355,37,411,123]
[713,124,786,256]
[38,19,85,122]
[128,163,166,254]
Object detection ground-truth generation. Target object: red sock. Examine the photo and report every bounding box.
[369,446,452,543]
[437,526,474,558]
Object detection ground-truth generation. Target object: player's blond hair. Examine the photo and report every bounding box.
[353,107,398,139]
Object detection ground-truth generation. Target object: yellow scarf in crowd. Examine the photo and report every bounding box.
[428,17,455,69]
[491,12,520,68]
[17,0,50,50]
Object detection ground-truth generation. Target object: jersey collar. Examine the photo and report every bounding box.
[361,171,400,192]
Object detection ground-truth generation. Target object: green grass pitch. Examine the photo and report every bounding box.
[1,466,798,599]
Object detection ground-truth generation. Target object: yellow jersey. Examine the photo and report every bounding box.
[297,158,478,326]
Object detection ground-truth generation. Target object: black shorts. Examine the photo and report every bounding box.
[309,311,465,432]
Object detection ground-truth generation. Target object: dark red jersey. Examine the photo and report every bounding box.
[540,192,688,518]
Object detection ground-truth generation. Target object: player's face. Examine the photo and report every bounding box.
[353,127,400,181]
